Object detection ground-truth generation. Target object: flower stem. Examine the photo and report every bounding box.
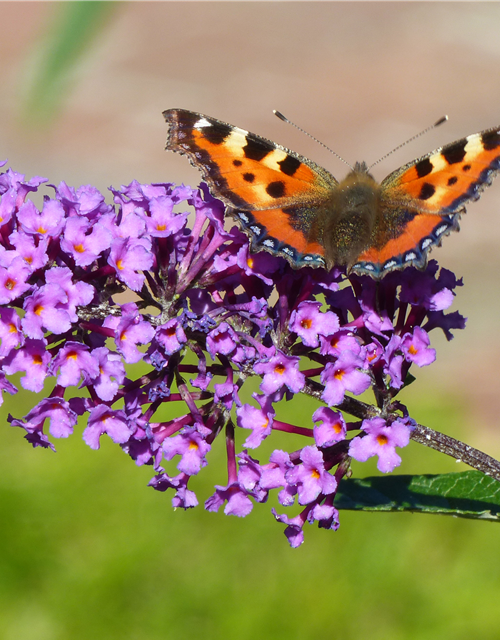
[411,424,500,482]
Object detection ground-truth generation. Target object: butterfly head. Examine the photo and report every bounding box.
[353,161,369,174]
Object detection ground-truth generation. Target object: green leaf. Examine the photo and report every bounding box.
[336,471,500,521]
[21,2,118,124]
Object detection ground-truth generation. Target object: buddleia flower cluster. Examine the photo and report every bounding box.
[0,161,465,546]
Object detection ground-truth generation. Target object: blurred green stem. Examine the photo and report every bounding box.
[21,1,118,126]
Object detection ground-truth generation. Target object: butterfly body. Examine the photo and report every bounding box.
[164,109,500,279]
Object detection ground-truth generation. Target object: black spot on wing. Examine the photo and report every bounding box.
[233,159,243,167]
[243,137,272,161]
[415,158,433,178]
[442,139,467,165]
[266,181,286,198]
[418,183,436,200]
[462,164,471,172]
[447,176,458,186]
[481,130,500,151]
[278,155,301,176]
[204,123,232,145]
[243,172,255,183]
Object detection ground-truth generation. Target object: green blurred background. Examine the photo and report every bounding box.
[1,3,500,639]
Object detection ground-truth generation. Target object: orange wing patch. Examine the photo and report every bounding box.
[251,209,324,256]
[383,128,500,215]
[164,109,334,213]
[357,214,454,267]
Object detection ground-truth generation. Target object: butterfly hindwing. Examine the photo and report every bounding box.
[230,206,326,267]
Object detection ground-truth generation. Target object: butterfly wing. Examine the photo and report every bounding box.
[164,109,337,267]
[352,127,500,277]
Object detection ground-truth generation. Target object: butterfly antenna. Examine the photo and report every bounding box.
[274,110,354,170]
[368,115,448,170]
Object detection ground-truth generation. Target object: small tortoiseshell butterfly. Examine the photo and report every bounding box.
[163,108,500,279]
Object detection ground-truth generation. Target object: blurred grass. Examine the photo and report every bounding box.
[1,380,499,640]
[20,2,118,125]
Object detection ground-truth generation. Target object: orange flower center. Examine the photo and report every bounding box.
[376,434,389,446]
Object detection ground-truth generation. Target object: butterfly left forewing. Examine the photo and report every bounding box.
[164,108,337,267]
[163,109,336,211]
[352,126,500,277]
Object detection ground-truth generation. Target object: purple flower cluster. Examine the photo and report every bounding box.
[0,161,466,546]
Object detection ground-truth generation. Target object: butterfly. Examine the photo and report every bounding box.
[163,108,500,279]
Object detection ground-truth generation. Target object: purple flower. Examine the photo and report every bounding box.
[286,445,337,505]
[400,326,436,367]
[149,472,198,509]
[0,308,23,356]
[254,349,305,395]
[9,231,49,272]
[312,407,346,447]
[17,198,64,238]
[108,237,153,291]
[260,449,297,506]
[349,417,413,473]
[3,338,50,392]
[50,342,100,387]
[271,509,306,548]
[155,318,187,355]
[105,303,155,364]
[83,405,132,449]
[206,322,239,358]
[319,330,362,358]
[0,257,31,304]
[321,350,371,406]
[237,394,275,449]
[21,397,78,439]
[162,426,211,476]
[289,300,339,347]
[60,216,112,266]
[91,347,125,401]
[237,451,267,502]
[205,482,254,517]
[308,501,340,531]
[144,196,188,237]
